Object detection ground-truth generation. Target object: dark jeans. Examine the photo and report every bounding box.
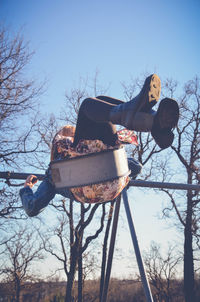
[73,96,124,147]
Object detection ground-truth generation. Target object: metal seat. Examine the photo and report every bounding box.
[50,146,130,189]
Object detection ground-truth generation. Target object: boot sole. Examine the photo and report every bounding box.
[157,98,179,129]
[139,74,161,112]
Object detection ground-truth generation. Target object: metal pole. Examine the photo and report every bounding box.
[129,180,200,191]
[0,172,45,181]
[122,188,154,302]
[100,195,121,302]
[0,171,200,191]
[1,172,200,191]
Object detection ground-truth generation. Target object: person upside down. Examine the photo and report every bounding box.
[20,74,179,217]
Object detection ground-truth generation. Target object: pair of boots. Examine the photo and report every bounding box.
[109,74,179,149]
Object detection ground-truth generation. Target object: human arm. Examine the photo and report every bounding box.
[19,175,56,217]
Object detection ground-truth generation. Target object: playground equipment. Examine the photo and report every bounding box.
[100,180,200,302]
[1,150,200,302]
[50,147,130,188]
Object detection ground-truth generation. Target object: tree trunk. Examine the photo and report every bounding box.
[15,275,20,302]
[184,190,195,302]
[77,203,84,302]
[65,246,78,302]
[78,249,83,302]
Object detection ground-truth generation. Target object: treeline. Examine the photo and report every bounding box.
[1,277,197,302]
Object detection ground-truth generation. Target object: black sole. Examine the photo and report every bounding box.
[157,98,179,129]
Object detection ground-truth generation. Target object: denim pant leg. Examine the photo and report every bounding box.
[73,98,118,147]
[19,177,56,217]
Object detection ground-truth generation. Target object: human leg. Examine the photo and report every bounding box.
[73,74,179,149]
[73,95,131,146]
[73,74,160,146]
[73,97,119,147]
[96,77,179,149]
[75,75,160,129]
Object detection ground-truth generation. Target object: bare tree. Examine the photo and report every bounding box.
[60,70,109,126]
[0,26,44,219]
[0,225,44,302]
[144,241,182,302]
[40,199,106,302]
[161,76,200,302]
[122,75,200,302]
[0,26,43,168]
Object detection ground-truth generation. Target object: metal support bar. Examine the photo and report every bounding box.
[100,195,121,302]
[129,180,200,191]
[122,188,154,302]
[0,172,45,181]
[0,172,199,191]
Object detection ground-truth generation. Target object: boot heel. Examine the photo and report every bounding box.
[151,98,179,149]
[157,98,179,129]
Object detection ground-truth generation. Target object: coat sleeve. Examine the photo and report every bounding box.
[19,178,56,217]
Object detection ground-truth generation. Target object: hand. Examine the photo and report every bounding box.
[24,175,38,188]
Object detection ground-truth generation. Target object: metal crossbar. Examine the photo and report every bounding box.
[0,172,45,181]
[1,172,200,192]
[129,180,200,191]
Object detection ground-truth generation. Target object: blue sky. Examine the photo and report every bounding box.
[1,0,200,114]
[1,0,199,278]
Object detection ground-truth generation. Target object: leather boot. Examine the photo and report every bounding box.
[151,98,179,149]
[131,98,179,149]
[131,111,155,132]
[109,74,161,129]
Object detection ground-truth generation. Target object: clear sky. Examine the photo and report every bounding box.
[1,0,199,278]
[1,0,200,113]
